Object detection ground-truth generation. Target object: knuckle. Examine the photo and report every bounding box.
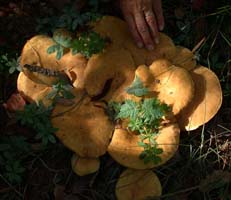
[138,25,148,33]
[142,0,152,11]
[146,16,155,24]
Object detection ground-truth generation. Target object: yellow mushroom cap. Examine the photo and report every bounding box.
[83,47,135,100]
[145,33,177,66]
[71,154,100,176]
[135,65,155,87]
[17,72,52,105]
[90,15,131,47]
[115,65,154,103]
[51,99,114,157]
[91,16,176,67]
[177,65,222,131]
[108,120,180,169]
[116,169,162,200]
[62,52,88,89]
[149,59,173,77]
[170,46,197,71]
[20,35,63,85]
[124,33,176,67]
[149,64,195,115]
[20,32,80,86]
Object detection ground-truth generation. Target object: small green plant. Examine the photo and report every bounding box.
[46,80,75,102]
[16,102,57,146]
[47,31,106,60]
[55,5,100,32]
[0,136,31,184]
[47,32,73,60]
[0,54,21,74]
[36,4,101,34]
[108,76,170,164]
[125,75,149,97]
[71,32,106,58]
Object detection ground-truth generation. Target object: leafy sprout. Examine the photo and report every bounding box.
[47,31,73,60]
[47,30,106,60]
[46,80,75,103]
[16,102,57,147]
[125,75,149,97]
[36,4,101,34]
[47,43,65,60]
[109,76,170,165]
[0,136,31,184]
[57,6,101,31]
[71,32,106,58]
[0,54,21,74]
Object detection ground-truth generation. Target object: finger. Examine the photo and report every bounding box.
[152,0,165,31]
[10,100,18,109]
[5,102,15,111]
[16,93,23,102]
[134,12,154,50]
[124,13,144,48]
[144,10,159,44]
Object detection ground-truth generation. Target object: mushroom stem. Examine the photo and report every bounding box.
[71,154,100,176]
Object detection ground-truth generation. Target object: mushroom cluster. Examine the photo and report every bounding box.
[17,16,222,199]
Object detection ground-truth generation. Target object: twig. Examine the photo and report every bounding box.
[37,157,63,173]
[218,124,231,132]
[192,37,206,53]
[29,152,65,173]
[207,17,223,69]
[0,174,23,198]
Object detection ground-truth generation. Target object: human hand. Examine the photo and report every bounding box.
[3,93,26,112]
[119,0,164,50]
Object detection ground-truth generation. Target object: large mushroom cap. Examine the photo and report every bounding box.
[135,65,155,87]
[17,72,51,104]
[124,33,176,67]
[51,99,114,157]
[108,120,180,169]
[20,35,63,85]
[149,63,195,115]
[90,15,131,47]
[71,154,100,176]
[62,53,88,89]
[83,46,135,100]
[116,169,162,200]
[170,46,197,71]
[91,16,176,68]
[177,66,222,131]
[20,30,85,86]
[149,58,173,77]
[20,35,58,69]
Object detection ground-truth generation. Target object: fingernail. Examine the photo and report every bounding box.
[137,42,143,48]
[147,45,154,51]
[155,38,159,44]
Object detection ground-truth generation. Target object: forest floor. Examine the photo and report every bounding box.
[0,0,230,199]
